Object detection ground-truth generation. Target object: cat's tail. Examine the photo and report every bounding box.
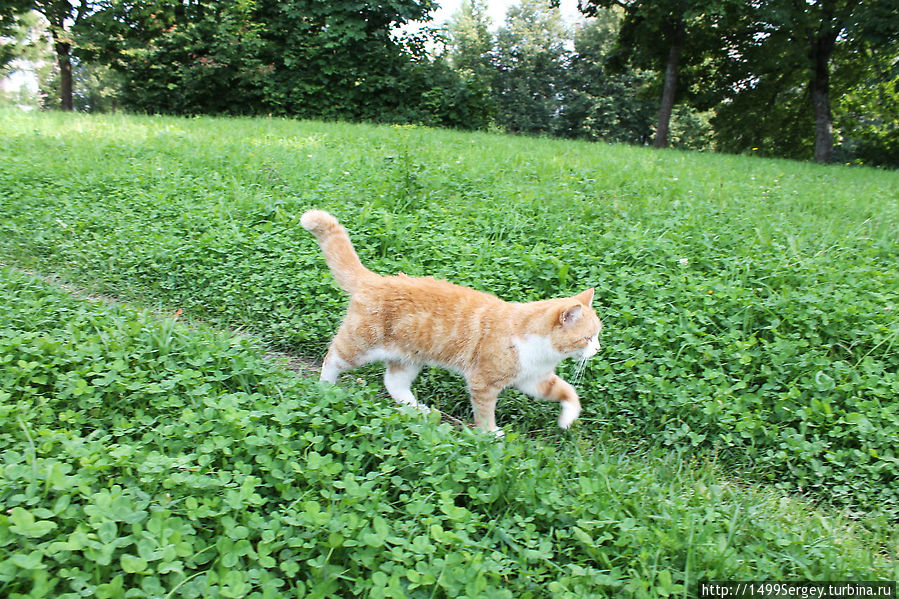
[301,210,375,293]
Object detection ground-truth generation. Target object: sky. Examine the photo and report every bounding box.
[428,0,583,28]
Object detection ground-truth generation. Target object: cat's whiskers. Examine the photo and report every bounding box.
[571,355,588,386]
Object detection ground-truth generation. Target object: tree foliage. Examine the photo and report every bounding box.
[708,0,899,163]
[444,0,494,125]
[446,0,493,75]
[445,2,696,147]
[574,0,899,164]
[575,0,734,148]
[834,47,899,165]
[491,0,571,136]
[2,0,897,165]
[73,0,489,128]
[1,3,38,76]
[250,0,435,121]
[558,8,656,144]
[1,0,88,110]
[78,0,268,115]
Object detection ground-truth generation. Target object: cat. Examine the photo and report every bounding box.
[301,209,602,435]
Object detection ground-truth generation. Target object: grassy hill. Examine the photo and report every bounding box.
[1,110,897,596]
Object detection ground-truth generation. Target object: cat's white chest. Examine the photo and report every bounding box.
[512,334,562,378]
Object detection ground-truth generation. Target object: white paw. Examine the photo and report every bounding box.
[491,428,505,439]
[558,402,581,429]
[397,399,431,415]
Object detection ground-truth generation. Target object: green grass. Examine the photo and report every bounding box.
[0,267,893,599]
[0,109,897,594]
[2,110,896,513]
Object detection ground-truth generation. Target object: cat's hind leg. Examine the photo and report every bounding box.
[320,324,364,383]
[384,362,428,413]
[516,374,581,429]
[320,346,352,384]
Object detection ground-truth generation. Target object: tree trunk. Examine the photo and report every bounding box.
[810,67,833,164]
[809,27,836,164]
[49,18,74,112]
[654,19,685,149]
[54,39,74,111]
[808,3,840,164]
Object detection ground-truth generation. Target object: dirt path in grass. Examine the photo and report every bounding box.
[7,264,469,429]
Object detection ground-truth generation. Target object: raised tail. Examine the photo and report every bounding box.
[301,210,374,293]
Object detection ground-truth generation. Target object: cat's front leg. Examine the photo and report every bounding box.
[516,374,581,429]
[467,379,504,435]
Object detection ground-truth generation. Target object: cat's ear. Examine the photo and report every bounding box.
[573,288,595,307]
[559,303,583,328]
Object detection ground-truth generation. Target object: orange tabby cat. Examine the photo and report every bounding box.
[301,209,601,434]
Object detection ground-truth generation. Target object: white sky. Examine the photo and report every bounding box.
[429,0,583,28]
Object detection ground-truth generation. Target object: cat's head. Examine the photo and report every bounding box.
[550,288,602,360]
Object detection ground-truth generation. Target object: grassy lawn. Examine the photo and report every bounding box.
[1,110,897,597]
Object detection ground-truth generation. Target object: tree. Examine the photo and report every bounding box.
[79,0,489,127]
[559,8,656,144]
[33,1,94,111]
[79,0,269,115]
[1,2,35,76]
[402,56,494,130]
[576,0,731,148]
[250,0,437,121]
[794,0,899,163]
[446,0,493,76]
[706,0,899,163]
[834,45,899,166]
[444,0,495,125]
[1,1,104,111]
[492,0,570,135]
[446,0,492,70]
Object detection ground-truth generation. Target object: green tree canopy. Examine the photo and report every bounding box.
[576,0,734,148]
[1,1,36,75]
[445,0,493,75]
[711,0,899,163]
[834,45,899,165]
[72,0,489,126]
[2,0,91,110]
[559,8,656,144]
[1,9,47,81]
[492,0,570,135]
